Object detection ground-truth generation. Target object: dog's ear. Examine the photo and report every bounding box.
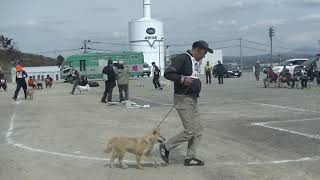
[152,128,160,135]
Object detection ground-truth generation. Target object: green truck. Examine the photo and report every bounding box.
[60,52,144,80]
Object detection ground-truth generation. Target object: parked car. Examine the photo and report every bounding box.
[294,58,317,77]
[225,64,242,78]
[272,58,309,75]
[140,63,151,77]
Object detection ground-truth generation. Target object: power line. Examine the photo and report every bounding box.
[242,39,269,47]
[169,39,238,47]
[242,45,283,54]
[35,48,82,54]
[243,38,299,51]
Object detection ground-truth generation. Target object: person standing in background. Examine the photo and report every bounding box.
[315,54,320,84]
[204,61,212,84]
[116,63,130,102]
[13,65,28,100]
[101,59,116,103]
[151,62,163,90]
[254,60,261,81]
[70,70,80,95]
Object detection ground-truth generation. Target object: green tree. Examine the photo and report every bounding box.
[0,34,21,62]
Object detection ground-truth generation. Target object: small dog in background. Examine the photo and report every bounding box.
[160,80,172,88]
[26,89,34,100]
[76,84,90,94]
[104,128,165,169]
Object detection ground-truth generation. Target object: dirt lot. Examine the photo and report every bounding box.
[1,73,320,180]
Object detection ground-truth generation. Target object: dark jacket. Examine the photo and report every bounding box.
[16,70,28,84]
[102,65,116,85]
[214,64,226,76]
[164,51,201,97]
[153,65,161,76]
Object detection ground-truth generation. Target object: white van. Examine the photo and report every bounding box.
[272,58,309,75]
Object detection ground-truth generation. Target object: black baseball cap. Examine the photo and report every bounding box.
[192,40,213,53]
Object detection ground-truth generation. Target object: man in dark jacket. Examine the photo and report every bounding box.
[70,70,80,95]
[214,61,226,84]
[159,40,212,166]
[13,65,28,100]
[151,62,162,90]
[101,59,116,103]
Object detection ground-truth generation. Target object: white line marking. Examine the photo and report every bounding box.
[217,156,320,166]
[131,96,169,106]
[249,102,318,113]
[6,102,320,166]
[252,117,320,140]
[5,112,137,163]
[254,117,320,125]
[253,123,320,140]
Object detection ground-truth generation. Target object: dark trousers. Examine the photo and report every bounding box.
[118,84,129,102]
[317,71,320,84]
[218,76,224,84]
[71,78,80,94]
[0,83,7,91]
[13,82,27,99]
[291,78,308,89]
[46,82,52,88]
[301,79,308,88]
[205,72,211,84]
[37,83,43,89]
[153,75,162,89]
[101,82,115,102]
[255,72,260,81]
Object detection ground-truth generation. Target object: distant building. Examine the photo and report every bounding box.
[11,66,60,83]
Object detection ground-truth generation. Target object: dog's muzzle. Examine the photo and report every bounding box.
[158,136,166,143]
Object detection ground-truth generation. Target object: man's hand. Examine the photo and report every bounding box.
[181,77,193,86]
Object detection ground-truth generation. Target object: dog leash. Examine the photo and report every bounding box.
[156,86,192,128]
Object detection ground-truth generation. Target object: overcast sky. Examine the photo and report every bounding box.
[1,0,320,58]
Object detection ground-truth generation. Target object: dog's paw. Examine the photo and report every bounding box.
[154,161,161,166]
[137,166,144,170]
[121,164,128,169]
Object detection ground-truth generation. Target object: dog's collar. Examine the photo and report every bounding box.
[143,137,149,145]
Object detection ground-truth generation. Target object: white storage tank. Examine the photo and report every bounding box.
[129,0,165,75]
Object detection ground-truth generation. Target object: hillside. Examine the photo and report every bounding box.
[0,50,57,71]
[224,46,319,65]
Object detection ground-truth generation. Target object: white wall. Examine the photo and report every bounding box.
[11,66,60,83]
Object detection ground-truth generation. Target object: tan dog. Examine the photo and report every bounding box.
[26,89,34,100]
[160,80,172,88]
[104,128,164,169]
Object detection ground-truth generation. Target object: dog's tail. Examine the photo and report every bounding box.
[104,139,113,154]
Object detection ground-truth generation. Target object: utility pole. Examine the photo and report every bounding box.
[158,37,164,75]
[269,26,275,66]
[239,38,242,70]
[82,40,91,53]
[278,54,282,64]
